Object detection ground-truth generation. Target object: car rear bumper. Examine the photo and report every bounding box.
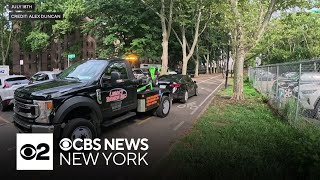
[172,92,185,100]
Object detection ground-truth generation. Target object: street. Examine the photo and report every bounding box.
[0,75,224,178]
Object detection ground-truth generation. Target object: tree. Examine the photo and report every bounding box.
[25,31,49,71]
[0,0,16,65]
[228,0,309,100]
[253,12,320,64]
[141,0,174,75]
[172,0,212,75]
[85,0,162,62]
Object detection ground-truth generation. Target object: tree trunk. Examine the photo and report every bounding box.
[232,46,245,100]
[180,9,202,75]
[182,59,188,75]
[0,37,5,65]
[205,55,209,74]
[4,30,13,65]
[194,45,199,77]
[194,60,199,77]
[161,34,169,75]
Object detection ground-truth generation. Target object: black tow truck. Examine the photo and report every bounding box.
[13,59,171,140]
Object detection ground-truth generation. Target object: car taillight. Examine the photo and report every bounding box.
[170,83,182,88]
[3,81,11,88]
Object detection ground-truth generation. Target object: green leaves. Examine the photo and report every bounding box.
[25,31,50,52]
[255,12,320,64]
[84,0,162,60]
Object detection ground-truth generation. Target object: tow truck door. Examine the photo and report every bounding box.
[100,61,137,118]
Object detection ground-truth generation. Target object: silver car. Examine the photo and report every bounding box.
[29,71,61,84]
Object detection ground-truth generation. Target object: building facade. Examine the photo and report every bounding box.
[12,31,96,77]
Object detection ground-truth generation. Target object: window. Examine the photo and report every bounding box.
[29,64,31,70]
[104,62,128,80]
[91,42,94,47]
[86,51,89,57]
[20,54,24,60]
[5,77,28,85]
[86,41,89,47]
[59,60,107,81]
[28,54,31,60]
[31,73,49,82]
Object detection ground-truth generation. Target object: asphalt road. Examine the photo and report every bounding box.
[0,74,224,179]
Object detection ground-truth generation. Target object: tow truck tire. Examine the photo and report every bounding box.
[155,96,170,118]
[62,118,97,140]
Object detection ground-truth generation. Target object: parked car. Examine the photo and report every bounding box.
[167,69,178,75]
[256,71,276,81]
[132,68,147,79]
[272,72,320,98]
[158,74,198,103]
[282,72,298,79]
[0,75,29,111]
[29,71,61,84]
[140,68,150,77]
[293,83,320,119]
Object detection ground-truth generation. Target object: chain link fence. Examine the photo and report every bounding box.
[249,60,320,124]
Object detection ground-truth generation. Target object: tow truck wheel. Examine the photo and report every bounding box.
[62,118,97,142]
[155,96,170,118]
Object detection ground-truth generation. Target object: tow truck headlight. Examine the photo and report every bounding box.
[34,100,53,124]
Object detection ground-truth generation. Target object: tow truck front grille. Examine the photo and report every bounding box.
[14,98,39,120]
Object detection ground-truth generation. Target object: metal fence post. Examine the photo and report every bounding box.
[276,65,279,106]
[254,68,257,88]
[295,63,302,122]
[267,66,270,97]
[260,68,262,93]
[314,62,317,72]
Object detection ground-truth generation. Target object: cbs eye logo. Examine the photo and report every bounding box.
[16,133,53,170]
[59,138,72,151]
[20,143,50,160]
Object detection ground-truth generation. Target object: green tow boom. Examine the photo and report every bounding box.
[137,67,157,92]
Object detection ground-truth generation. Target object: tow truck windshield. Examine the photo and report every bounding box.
[58,60,108,81]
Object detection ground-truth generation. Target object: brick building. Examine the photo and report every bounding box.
[11,30,96,77]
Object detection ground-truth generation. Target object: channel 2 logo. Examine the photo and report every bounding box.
[16,134,53,170]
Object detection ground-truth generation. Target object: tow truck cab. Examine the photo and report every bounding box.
[13,59,171,140]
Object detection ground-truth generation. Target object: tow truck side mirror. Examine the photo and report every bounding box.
[111,71,121,84]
